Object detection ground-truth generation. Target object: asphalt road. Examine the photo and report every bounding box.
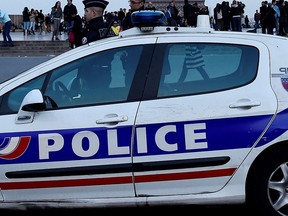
[0,204,250,215]
[0,56,53,83]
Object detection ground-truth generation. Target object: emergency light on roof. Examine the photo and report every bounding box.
[131,10,167,31]
[130,10,211,32]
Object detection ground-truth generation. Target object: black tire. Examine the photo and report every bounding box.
[247,147,288,216]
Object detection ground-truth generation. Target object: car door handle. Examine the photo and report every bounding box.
[96,115,128,124]
[229,99,261,109]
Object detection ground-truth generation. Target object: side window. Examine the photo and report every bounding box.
[0,75,46,114]
[158,43,259,97]
[0,46,144,114]
[45,45,143,108]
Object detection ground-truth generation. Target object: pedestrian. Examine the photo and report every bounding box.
[183,0,193,27]
[145,2,156,10]
[29,8,36,35]
[166,0,180,26]
[38,10,45,34]
[122,0,145,30]
[68,13,83,48]
[260,1,268,34]
[51,1,63,41]
[63,0,78,34]
[254,9,260,29]
[45,13,52,33]
[75,0,111,47]
[22,7,30,36]
[230,0,245,32]
[111,20,122,36]
[0,9,14,47]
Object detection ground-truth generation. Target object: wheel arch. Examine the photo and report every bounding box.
[245,140,288,201]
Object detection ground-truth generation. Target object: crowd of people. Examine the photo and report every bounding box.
[2,0,288,48]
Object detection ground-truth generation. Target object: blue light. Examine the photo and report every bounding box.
[131,10,168,28]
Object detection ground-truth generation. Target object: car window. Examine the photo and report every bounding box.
[0,45,143,114]
[158,43,259,97]
[45,46,143,108]
[0,75,47,114]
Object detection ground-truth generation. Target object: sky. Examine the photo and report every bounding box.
[2,0,263,19]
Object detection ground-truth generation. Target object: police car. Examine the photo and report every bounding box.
[0,10,288,216]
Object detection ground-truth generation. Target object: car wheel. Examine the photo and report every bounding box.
[247,147,288,216]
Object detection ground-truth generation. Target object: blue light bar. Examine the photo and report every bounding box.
[131,10,168,28]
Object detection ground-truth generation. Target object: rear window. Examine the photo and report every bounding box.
[158,43,259,97]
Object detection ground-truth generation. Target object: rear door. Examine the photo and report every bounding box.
[132,36,277,195]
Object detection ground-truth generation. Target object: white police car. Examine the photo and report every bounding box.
[0,11,288,216]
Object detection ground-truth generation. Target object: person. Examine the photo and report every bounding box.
[37,9,45,34]
[29,8,36,35]
[183,0,193,27]
[213,3,224,30]
[277,0,286,36]
[111,20,122,36]
[117,8,126,25]
[51,1,63,41]
[22,7,30,36]
[75,0,111,47]
[45,13,52,33]
[265,2,276,35]
[244,15,250,28]
[69,13,83,48]
[122,0,145,30]
[260,1,268,34]
[0,9,14,47]
[230,0,245,32]
[272,0,280,35]
[145,2,156,10]
[254,9,260,29]
[63,0,78,34]
[166,0,180,26]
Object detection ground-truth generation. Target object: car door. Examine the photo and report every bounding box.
[132,36,277,196]
[0,39,156,201]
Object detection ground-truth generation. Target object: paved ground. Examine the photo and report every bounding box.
[4,27,262,42]
[5,30,68,42]
[0,204,250,215]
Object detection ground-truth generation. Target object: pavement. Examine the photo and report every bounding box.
[0,30,68,82]
[7,30,68,42]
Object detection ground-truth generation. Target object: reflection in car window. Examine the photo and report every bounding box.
[158,43,259,97]
[0,46,143,114]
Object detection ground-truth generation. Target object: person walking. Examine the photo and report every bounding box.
[51,1,63,41]
[0,9,14,47]
[75,0,110,47]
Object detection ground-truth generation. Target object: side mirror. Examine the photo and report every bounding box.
[15,89,46,124]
